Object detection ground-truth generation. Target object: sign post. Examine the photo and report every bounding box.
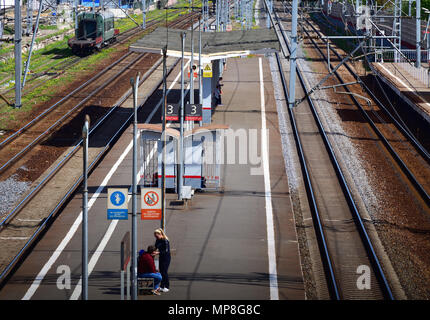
[120,232,130,300]
[130,72,140,300]
[161,46,167,232]
[179,32,186,201]
[141,188,162,220]
[81,115,90,300]
[107,188,128,220]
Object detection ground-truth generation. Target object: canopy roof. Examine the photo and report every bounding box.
[129,27,280,61]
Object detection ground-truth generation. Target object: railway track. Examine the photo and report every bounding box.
[0,12,201,285]
[294,7,430,208]
[309,11,430,162]
[0,12,198,181]
[0,8,187,101]
[271,1,394,299]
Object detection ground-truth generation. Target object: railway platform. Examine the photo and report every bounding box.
[372,62,430,124]
[0,56,305,300]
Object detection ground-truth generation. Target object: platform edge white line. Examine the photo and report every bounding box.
[259,57,279,300]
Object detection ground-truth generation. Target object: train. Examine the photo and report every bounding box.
[68,11,119,55]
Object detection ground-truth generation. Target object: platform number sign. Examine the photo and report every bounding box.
[141,188,162,220]
[185,103,202,121]
[164,103,179,121]
[107,188,128,220]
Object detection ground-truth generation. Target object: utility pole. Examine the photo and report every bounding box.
[82,115,90,301]
[266,0,272,28]
[14,0,22,109]
[417,0,421,67]
[178,32,186,200]
[289,0,298,109]
[199,18,203,108]
[26,0,33,36]
[130,72,140,300]
[161,46,167,231]
[75,0,78,29]
[142,0,146,29]
[23,0,43,88]
[190,0,194,107]
[216,0,219,31]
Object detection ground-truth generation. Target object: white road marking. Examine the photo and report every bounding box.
[259,57,279,300]
[22,60,190,300]
[70,124,163,300]
[70,65,189,300]
[0,237,30,240]
[70,217,120,300]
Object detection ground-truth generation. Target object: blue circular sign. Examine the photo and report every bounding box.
[110,191,125,206]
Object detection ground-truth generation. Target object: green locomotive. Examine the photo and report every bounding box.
[68,11,119,55]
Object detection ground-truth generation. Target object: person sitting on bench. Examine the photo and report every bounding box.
[138,245,162,295]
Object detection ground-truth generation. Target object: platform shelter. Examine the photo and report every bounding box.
[138,123,228,191]
[129,27,280,123]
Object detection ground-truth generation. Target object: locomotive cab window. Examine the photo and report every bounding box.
[77,19,97,39]
[105,19,114,32]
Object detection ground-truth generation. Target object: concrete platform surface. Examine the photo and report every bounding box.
[372,62,430,123]
[0,57,304,300]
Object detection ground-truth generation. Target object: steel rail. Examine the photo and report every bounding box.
[0,52,147,175]
[0,52,134,149]
[0,55,175,285]
[294,8,430,208]
[308,12,430,163]
[0,13,202,286]
[272,2,394,300]
[274,52,340,300]
[0,8,198,149]
[0,11,199,227]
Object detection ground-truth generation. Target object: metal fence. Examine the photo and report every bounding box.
[201,131,222,190]
[140,137,158,187]
[380,49,430,63]
[395,62,430,87]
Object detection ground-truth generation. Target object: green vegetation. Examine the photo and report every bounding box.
[0,0,201,131]
[38,25,59,31]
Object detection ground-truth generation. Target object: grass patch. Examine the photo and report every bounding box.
[38,25,59,30]
[0,0,201,131]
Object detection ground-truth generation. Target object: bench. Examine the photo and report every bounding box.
[137,277,154,295]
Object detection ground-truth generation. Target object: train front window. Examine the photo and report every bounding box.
[77,20,97,40]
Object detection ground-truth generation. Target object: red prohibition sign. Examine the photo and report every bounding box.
[144,191,159,207]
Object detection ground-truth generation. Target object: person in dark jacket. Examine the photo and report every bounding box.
[154,228,171,292]
[138,245,162,295]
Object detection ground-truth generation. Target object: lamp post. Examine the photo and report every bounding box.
[142,0,146,29]
[130,72,140,300]
[199,18,203,107]
[289,0,299,109]
[14,0,22,108]
[190,0,195,107]
[82,115,90,300]
[178,32,186,200]
[417,0,422,67]
[161,46,167,231]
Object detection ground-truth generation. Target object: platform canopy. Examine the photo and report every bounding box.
[129,27,280,61]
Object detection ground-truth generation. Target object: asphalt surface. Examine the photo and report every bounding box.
[0,56,304,300]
